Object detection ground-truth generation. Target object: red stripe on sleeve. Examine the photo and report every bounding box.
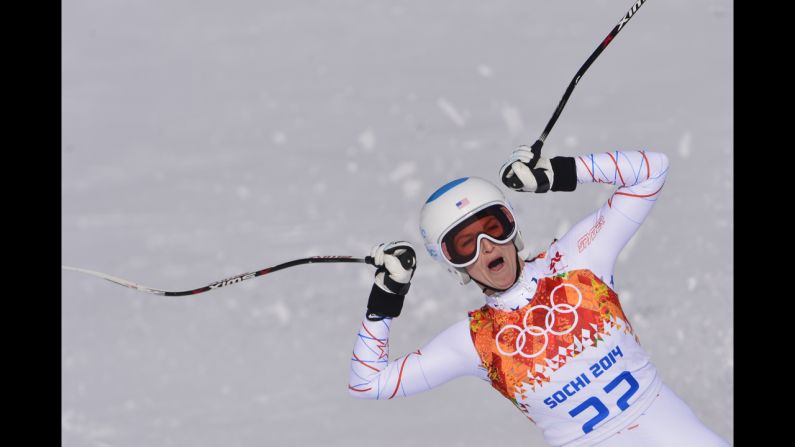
[578,156,595,181]
[640,150,650,180]
[352,351,380,372]
[388,350,422,399]
[607,152,626,186]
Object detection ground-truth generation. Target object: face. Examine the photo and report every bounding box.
[464,237,523,293]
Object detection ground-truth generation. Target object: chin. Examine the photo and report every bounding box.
[489,273,515,290]
[493,279,514,290]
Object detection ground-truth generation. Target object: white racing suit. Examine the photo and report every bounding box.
[349,151,728,447]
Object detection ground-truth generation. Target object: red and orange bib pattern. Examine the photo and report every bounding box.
[469,269,637,403]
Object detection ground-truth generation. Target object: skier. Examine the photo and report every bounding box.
[348,147,729,446]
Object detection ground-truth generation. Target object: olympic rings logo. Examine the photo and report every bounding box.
[495,284,583,358]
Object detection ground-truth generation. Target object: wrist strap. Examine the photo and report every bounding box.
[366,283,406,320]
[550,156,577,192]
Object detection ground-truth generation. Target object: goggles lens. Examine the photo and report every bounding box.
[440,204,516,266]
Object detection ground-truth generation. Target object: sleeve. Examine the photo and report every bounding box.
[552,150,670,283]
[348,317,484,400]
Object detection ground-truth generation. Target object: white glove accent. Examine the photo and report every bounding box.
[370,241,415,291]
[500,145,554,192]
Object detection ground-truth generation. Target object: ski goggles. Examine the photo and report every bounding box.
[440,204,518,268]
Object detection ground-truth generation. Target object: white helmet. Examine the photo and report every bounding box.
[419,177,525,285]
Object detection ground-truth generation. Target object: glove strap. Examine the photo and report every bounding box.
[383,273,411,295]
[366,283,405,321]
[532,168,551,193]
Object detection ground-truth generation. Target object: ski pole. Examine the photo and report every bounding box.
[502,0,650,188]
[62,248,416,297]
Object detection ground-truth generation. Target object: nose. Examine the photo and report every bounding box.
[480,237,495,253]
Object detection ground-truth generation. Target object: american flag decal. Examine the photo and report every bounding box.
[455,198,470,208]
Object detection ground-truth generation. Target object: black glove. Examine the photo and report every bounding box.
[499,145,577,193]
[365,241,417,321]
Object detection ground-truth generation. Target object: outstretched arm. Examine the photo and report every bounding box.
[349,242,483,400]
[348,317,483,399]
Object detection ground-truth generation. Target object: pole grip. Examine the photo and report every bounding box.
[365,246,416,271]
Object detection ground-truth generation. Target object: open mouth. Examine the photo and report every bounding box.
[487,257,505,272]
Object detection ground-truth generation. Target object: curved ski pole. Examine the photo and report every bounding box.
[63,255,375,297]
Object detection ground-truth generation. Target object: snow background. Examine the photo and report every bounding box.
[62,0,733,446]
